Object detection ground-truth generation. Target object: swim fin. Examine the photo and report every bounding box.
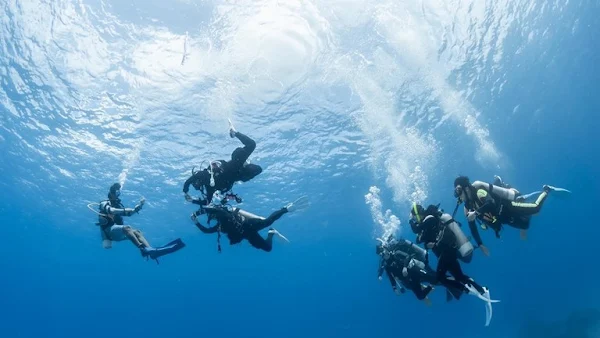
[484,287,494,327]
[285,196,310,213]
[268,228,290,243]
[465,284,501,303]
[228,118,236,138]
[519,191,542,201]
[142,239,186,264]
[545,185,572,199]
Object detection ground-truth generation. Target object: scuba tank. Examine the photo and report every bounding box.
[440,213,474,263]
[471,180,519,202]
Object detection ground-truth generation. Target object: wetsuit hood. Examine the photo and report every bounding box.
[454,176,470,189]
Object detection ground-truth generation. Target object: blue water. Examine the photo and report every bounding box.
[1,1,599,337]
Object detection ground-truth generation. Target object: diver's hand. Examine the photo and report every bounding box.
[133,198,145,213]
[378,276,383,282]
[184,193,193,202]
[467,210,478,222]
[402,267,408,277]
[479,244,490,257]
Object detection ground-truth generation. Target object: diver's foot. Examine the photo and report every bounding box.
[284,202,295,212]
[140,246,152,258]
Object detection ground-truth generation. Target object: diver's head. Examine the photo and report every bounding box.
[108,183,121,203]
[409,203,425,233]
[376,243,384,256]
[376,243,391,260]
[410,203,425,223]
[210,161,224,175]
[454,176,470,202]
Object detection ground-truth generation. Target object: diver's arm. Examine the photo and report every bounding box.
[191,198,207,206]
[234,132,256,154]
[377,259,386,279]
[403,254,414,268]
[183,170,209,194]
[229,132,257,166]
[468,220,484,247]
[202,205,232,218]
[194,221,219,234]
[385,269,397,290]
[416,232,425,244]
[104,204,141,217]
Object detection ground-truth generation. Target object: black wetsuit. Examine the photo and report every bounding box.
[379,258,435,300]
[417,215,485,296]
[377,240,437,300]
[464,185,549,239]
[195,206,287,252]
[182,131,263,205]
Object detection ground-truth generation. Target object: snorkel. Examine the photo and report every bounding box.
[209,161,216,187]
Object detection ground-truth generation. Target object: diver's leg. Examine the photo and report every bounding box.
[436,253,465,291]
[230,132,256,164]
[131,229,151,248]
[437,252,470,293]
[245,208,288,232]
[122,226,146,248]
[244,231,273,252]
[508,188,549,217]
[409,280,433,300]
[505,216,530,240]
[447,258,485,295]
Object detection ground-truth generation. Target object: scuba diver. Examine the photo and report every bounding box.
[376,236,463,305]
[453,176,567,241]
[410,203,499,326]
[409,203,477,261]
[191,191,309,252]
[95,183,186,263]
[183,119,263,214]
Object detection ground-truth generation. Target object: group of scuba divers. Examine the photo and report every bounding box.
[91,119,571,326]
[91,119,310,263]
[376,175,571,325]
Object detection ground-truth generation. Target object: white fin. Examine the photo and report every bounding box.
[546,185,572,194]
[484,288,494,326]
[286,196,310,213]
[269,229,290,243]
[465,284,501,303]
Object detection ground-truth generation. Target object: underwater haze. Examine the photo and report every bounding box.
[1,0,599,337]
